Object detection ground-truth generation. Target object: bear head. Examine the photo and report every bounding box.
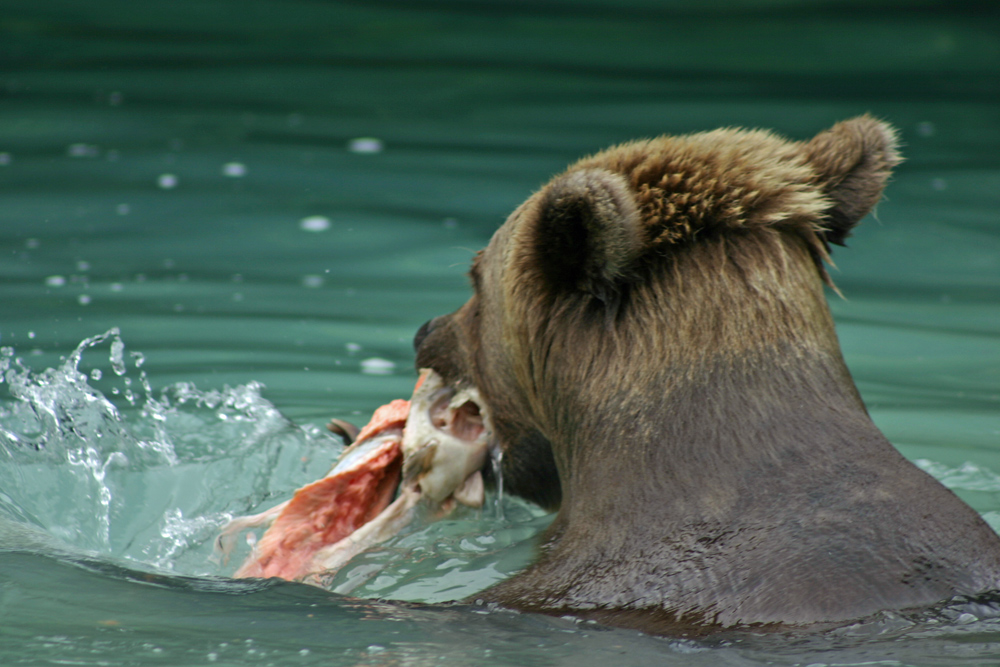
[414,115,900,511]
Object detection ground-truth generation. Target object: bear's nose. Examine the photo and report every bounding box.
[413,318,434,352]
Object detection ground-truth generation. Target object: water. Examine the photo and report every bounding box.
[1,1,999,665]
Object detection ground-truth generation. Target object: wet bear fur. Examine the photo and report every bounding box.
[413,116,1000,635]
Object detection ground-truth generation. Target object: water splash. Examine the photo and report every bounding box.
[916,459,1000,492]
[0,329,339,572]
[0,329,550,600]
[325,498,551,603]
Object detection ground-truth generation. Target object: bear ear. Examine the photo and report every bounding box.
[803,115,903,246]
[531,168,645,303]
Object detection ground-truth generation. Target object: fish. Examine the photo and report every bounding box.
[217,369,491,585]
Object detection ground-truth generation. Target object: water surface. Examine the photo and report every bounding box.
[1,2,999,665]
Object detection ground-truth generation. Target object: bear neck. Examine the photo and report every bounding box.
[532,233,881,522]
[555,341,873,517]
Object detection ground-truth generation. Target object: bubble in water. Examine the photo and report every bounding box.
[116,203,130,215]
[222,162,246,177]
[78,295,91,305]
[345,342,361,354]
[301,275,323,288]
[90,369,102,381]
[360,358,395,375]
[45,275,66,287]
[158,174,178,189]
[348,137,383,154]
[76,260,91,272]
[67,143,100,158]
[0,152,11,165]
[299,216,330,232]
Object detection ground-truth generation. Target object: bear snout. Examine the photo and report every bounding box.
[413,317,436,352]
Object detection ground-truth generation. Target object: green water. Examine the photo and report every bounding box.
[2,1,999,665]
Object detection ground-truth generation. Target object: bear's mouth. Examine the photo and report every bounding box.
[217,369,491,585]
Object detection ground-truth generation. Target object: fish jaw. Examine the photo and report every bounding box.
[402,369,492,506]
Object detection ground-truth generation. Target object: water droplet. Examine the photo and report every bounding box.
[45,275,66,288]
[345,342,362,353]
[348,137,383,154]
[302,275,324,288]
[222,162,246,177]
[299,649,310,656]
[299,215,330,232]
[27,331,35,339]
[78,295,91,305]
[110,338,126,376]
[158,174,178,189]
[360,358,395,375]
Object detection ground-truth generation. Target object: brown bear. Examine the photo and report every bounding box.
[413,116,1000,635]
